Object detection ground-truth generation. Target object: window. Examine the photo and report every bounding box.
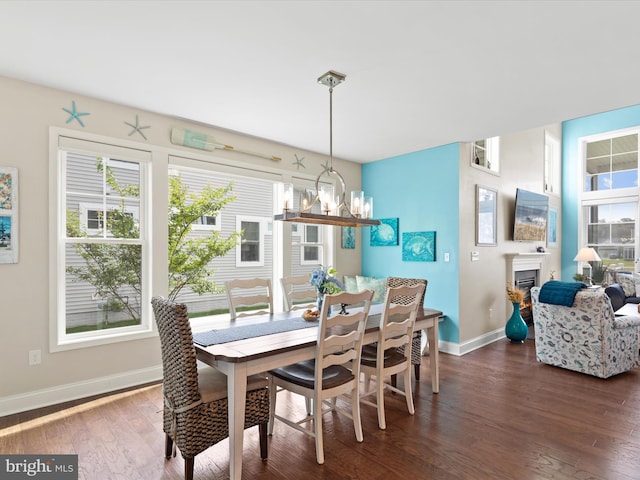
[544,131,561,195]
[471,136,500,174]
[584,133,638,193]
[51,135,151,350]
[191,214,221,231]
[236,216,265,266]
[79,202,139,236]
[301,224,322,264]
[579,129,639,272]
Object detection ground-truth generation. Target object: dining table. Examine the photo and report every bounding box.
[193,303,444,480]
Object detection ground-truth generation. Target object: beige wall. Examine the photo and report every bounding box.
[0,76,362,408]
[457,125,562,345]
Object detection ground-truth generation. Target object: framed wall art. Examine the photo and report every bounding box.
[341,226,355,249]
[547,206,558,248]
[370,217,399,246]
[0,166,18,264]
[402,231,436,262]
[476,184,497,246]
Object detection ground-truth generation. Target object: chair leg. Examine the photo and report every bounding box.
[313,394,325,464]
[352,384,364,442]
[377,374,386,430]
[165,434,173,459]
[414,363,420,381]
[404,366,415,415]
[259,422,268,459]
[268,376,277,435]
[184,457,194,480]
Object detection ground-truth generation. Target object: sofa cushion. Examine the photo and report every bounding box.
[356,275,386,303]
[616,273,636,297]
[604,284,626,312]
[343,275,358,293]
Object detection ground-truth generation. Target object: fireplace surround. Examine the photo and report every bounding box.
[506,253,549,325]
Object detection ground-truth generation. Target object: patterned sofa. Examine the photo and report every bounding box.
[531,286,640,378]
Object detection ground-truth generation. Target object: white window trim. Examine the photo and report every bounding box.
[49,129,154,352]
[236,215,266,267]
[470,136,500,176]
[300,224,323,265]
[544,131,561,196]
[191,213,221,231]
[577,128,640,270]
[79,202,140,236]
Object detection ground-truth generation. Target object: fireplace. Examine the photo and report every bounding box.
[506,252,548,327]
[514,270,537,325]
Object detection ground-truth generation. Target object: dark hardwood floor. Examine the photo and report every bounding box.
[2,339,640,479]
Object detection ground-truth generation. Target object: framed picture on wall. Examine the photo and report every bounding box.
[476,184,497,246]
[0,166,18,264]
[547,206,558,248]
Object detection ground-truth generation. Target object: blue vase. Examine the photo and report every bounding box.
[505,301,528,344]
[317,295,331,316]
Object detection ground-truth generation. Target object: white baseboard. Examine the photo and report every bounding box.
[0,365,163,417]
[437,327,506,356]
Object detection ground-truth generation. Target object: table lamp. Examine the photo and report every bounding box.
[573,247,602,286]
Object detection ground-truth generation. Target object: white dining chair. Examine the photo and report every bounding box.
[359,283,425,429]
[280,275,317,312]
[225,278,273,320]
[267,289,374,464]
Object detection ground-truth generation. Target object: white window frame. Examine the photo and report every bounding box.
[300,223,323,265]
[578,127,640,273]
[470,136,500,175]
[191,213,221,231]
[79,202,140,236]
[236,215,266,267]
[544,131,561,196]
[50,131,153,352]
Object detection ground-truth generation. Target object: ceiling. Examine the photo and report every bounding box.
[1,0,640,163]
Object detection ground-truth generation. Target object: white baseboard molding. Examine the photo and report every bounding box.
[0,365,163,417]
[437,327,506,356]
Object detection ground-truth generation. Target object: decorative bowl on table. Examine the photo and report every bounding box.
[302,309,320,321]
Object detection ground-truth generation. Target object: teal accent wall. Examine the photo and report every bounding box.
[562,104,640,280]
[362,143,460,343]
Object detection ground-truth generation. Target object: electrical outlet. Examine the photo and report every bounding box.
[444,252,450,262]
[29,349,41,366]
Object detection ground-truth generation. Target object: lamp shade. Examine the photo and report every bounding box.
[573,247,601,262]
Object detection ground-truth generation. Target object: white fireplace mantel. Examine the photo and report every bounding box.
[506,253,550,286]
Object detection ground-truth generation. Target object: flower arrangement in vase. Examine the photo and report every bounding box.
[309,266,345,314]
[505,284,528,344]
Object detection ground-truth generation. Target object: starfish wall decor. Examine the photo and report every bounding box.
[62,101,90,127]
[292,154,305,170]
[125,115,150,140]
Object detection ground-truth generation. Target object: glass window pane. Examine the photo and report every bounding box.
[586,156,610,175]
[65,243,142,333]
[611,170,638,189]
[612,134,637,154]
[241,221,259,241]
[241,243,259,262]
[306,225,319,243]
[586,139,610,158]
[304,246,319,262]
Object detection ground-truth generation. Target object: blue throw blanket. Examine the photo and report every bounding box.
[539,280,587,307]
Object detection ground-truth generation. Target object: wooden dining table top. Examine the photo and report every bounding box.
[194,305,443,365]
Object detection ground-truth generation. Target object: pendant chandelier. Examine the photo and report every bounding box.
[274,70,380,228]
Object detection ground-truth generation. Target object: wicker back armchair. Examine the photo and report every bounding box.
[151,297,270,480]
[385,277,428,382]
